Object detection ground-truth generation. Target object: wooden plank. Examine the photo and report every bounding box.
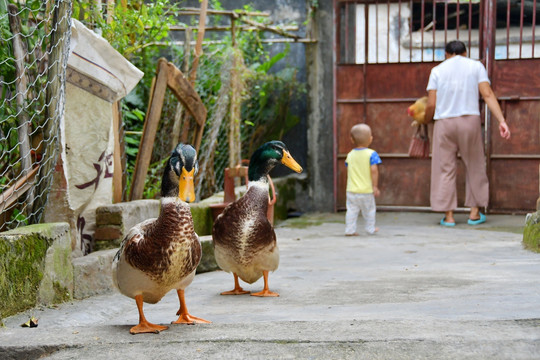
[165,60,207,152]
[111,101,123,203]
[229,45,241,169]
[165,60,207,127]
[129,60,169,200]
[0,166,40,213]
[66,67,116,102]
[188,0,208,85]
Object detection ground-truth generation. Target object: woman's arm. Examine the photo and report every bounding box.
[479,82,511,139]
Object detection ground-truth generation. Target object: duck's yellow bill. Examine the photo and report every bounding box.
[281,150,303,173]
[178,167,196,203]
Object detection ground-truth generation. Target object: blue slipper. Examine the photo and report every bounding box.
[440,218,456,227]
[468,213,486,225]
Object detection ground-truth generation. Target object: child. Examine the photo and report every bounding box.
[345,123,382,236]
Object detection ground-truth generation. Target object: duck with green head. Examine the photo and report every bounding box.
[212,141,303,297]
[112,143,210,334]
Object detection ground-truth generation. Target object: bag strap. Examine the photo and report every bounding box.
[418,124,428,140]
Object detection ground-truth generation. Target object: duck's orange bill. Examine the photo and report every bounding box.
[178,167,196,203]
[281,150,303,173]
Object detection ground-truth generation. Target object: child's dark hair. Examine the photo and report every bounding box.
[445,40,467,55]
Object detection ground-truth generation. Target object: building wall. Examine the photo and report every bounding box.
[305,0,335,212]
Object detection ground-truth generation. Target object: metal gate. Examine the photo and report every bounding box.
[334,0,540,213]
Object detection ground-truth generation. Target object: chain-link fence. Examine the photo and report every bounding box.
[0,0,72,231]
[0,1,306,232]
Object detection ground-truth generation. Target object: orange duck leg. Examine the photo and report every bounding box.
[130,295,168,334]
[251,270,279,297]
[220,273,250,295]
[172,289,211,324]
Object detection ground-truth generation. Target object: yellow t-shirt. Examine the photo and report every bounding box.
[345,148,382,194]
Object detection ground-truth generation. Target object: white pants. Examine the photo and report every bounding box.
[345,192,377,235]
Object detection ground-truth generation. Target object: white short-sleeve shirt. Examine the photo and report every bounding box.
[426,55,490,120]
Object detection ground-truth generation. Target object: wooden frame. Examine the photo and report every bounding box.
[129,58,207,201]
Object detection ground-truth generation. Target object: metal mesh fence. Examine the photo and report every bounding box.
[0,1,305,222]
[0,1,72,231]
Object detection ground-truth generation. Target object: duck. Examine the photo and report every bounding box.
[112,143,210,334]
[212,141,303,297]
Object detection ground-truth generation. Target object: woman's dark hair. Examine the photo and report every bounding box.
[445,40,467,55]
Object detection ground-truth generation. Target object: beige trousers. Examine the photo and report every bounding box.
[430,115,489,212]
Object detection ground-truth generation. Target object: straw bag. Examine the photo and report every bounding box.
[408,124,430,158]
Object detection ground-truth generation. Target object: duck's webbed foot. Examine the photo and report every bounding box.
[130,295,169,334]
[172,313,211,325]
[250,270,279,297]
[220,273,250,295]
[250,289,279,297]
[172,289,211,325]
[130,321,168,334]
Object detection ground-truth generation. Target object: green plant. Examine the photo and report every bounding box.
[237,40,306,157]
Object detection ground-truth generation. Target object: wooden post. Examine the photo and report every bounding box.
[31,0,70,222]
[228,20,242,170]
[188,0,208,85]
[8,5,32,177]
[111,101,123,203]
[129,59,169,200]
[106,0,115,24]
[187,0,208,152]
[174,28,192,149]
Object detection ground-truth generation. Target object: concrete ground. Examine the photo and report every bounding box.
[1,212,539,360]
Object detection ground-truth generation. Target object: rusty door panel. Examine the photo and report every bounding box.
[488,59,540,212]
[366,102,419,154]
[337,65,364,99]
[364,63,434,99]
[337,161,348,207]
[490,100,540,155]
[377,158,431,206]
[336,103,365,153]
[490,160,538,211]
[337,101,417,155]
[376,158,466,207]
[492,60,540,98]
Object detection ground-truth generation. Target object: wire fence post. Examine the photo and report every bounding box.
[32,0,72,224]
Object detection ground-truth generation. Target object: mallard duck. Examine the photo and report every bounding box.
[112,144,209,334]
[212,141,303,297]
